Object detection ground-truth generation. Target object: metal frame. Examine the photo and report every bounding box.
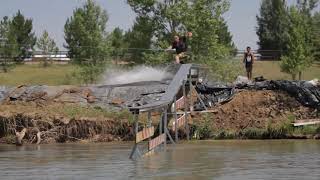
[129,64,208,159]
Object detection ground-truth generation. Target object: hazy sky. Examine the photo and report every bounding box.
[0,0,317,50]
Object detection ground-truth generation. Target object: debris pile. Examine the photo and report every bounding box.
[205,90,318,131]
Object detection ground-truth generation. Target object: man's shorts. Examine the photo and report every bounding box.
[245,63,253,72]
[177,52,186,58]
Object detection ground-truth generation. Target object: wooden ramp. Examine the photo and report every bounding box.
[293,119,320,127]
[128,64,206,159]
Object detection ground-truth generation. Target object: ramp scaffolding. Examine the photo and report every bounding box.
[129,64,207,159]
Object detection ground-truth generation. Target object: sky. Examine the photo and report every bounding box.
[0,0,318,50]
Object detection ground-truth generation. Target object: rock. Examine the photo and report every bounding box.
[314,134,320,140]
[87,96,96,103]
[111,98,125,105]
[54,93,87,104]
[270,96,276,101]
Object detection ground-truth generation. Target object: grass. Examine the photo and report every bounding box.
[0,64,81,86]
[193,118,320,140]
[0,102,133,121]
[252,61,320,80]
[0,61,319,86]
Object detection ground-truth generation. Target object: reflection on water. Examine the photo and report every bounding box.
[0,140,319,180]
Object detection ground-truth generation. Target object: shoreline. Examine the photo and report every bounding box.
[1,89,319,145]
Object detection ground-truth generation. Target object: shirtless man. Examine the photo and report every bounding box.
[243,46,255,80]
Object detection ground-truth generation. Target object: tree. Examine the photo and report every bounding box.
[64,0,109,83]
[217,19,237,55]
[182,0,231,59]
[64,0,109,63]
[256,0,289,58]
[124,16,155,63]
[10,10,36,61]
[37,30,59,67]
[0,16,18,72]
[280,6,313,80]
[297,0,319,61]
[297,0,319,16]
[127,0,233,62]
[108,27,126,64]
[312,12,320,60]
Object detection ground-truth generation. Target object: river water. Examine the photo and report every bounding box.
[0,140,319,180]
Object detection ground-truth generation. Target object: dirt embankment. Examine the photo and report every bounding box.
[192,90,319,139]
[211,90,318,130]
[0,110,134,144]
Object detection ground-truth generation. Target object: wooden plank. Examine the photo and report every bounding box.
[175,110,218,115]
[175,96,185,110]
[149,134,166,150]
[136,126,155,143]
[172,114,186,131]
[293,119,320,127]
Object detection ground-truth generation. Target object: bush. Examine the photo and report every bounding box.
[194,115,213,140]
[202,56,242,82]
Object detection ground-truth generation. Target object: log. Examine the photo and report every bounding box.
[15,128,27,146]
[293,119,320,127]
[36,131,41,145]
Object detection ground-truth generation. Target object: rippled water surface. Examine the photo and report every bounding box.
[0,140,319,180]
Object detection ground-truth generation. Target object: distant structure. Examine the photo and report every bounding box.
[24,51,70,64]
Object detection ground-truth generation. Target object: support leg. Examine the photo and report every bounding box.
[130,113,139,159]
[164,107,167,149]
[174,96,178,142]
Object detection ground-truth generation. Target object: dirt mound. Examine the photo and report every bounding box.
[204,90,318,131]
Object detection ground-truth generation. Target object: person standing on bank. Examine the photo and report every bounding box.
[243,46,255,80]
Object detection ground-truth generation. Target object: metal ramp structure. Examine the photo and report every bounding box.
[129,64,207,159]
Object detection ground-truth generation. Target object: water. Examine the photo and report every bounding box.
[102,66,171,85]
[0,140,319,180]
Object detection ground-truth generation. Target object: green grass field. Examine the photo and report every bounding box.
[0,61,319,86]
[0,64,80,86]
[252,61,320,80]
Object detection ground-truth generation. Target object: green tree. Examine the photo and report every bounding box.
[127,0,233,63]
[256,0,289,58]
[64,0,109,83]
[297,0,319,61]
[10,10,36,61]
[280,6,313,80]
[181,0,231,59]
[0,16,18,72]
[124,16,155,63]
[312,12,320,60]
[297,0,319,16]
[64,0,109,63]
[37,30,59,67]
[217,19,237,55]
[108,27,126,64]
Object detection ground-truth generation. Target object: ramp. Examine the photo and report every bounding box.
[129,64,205,159]
[129,64,193,112]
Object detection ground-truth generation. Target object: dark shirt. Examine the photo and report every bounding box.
[172,38,187,54]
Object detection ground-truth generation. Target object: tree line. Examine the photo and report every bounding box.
[257,0,320,79]
[0,0,319,81]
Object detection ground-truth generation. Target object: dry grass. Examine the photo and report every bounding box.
[0,64,80,86]
[251,61,320,80]
[0,102,131,121]
[0,61,319,87]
